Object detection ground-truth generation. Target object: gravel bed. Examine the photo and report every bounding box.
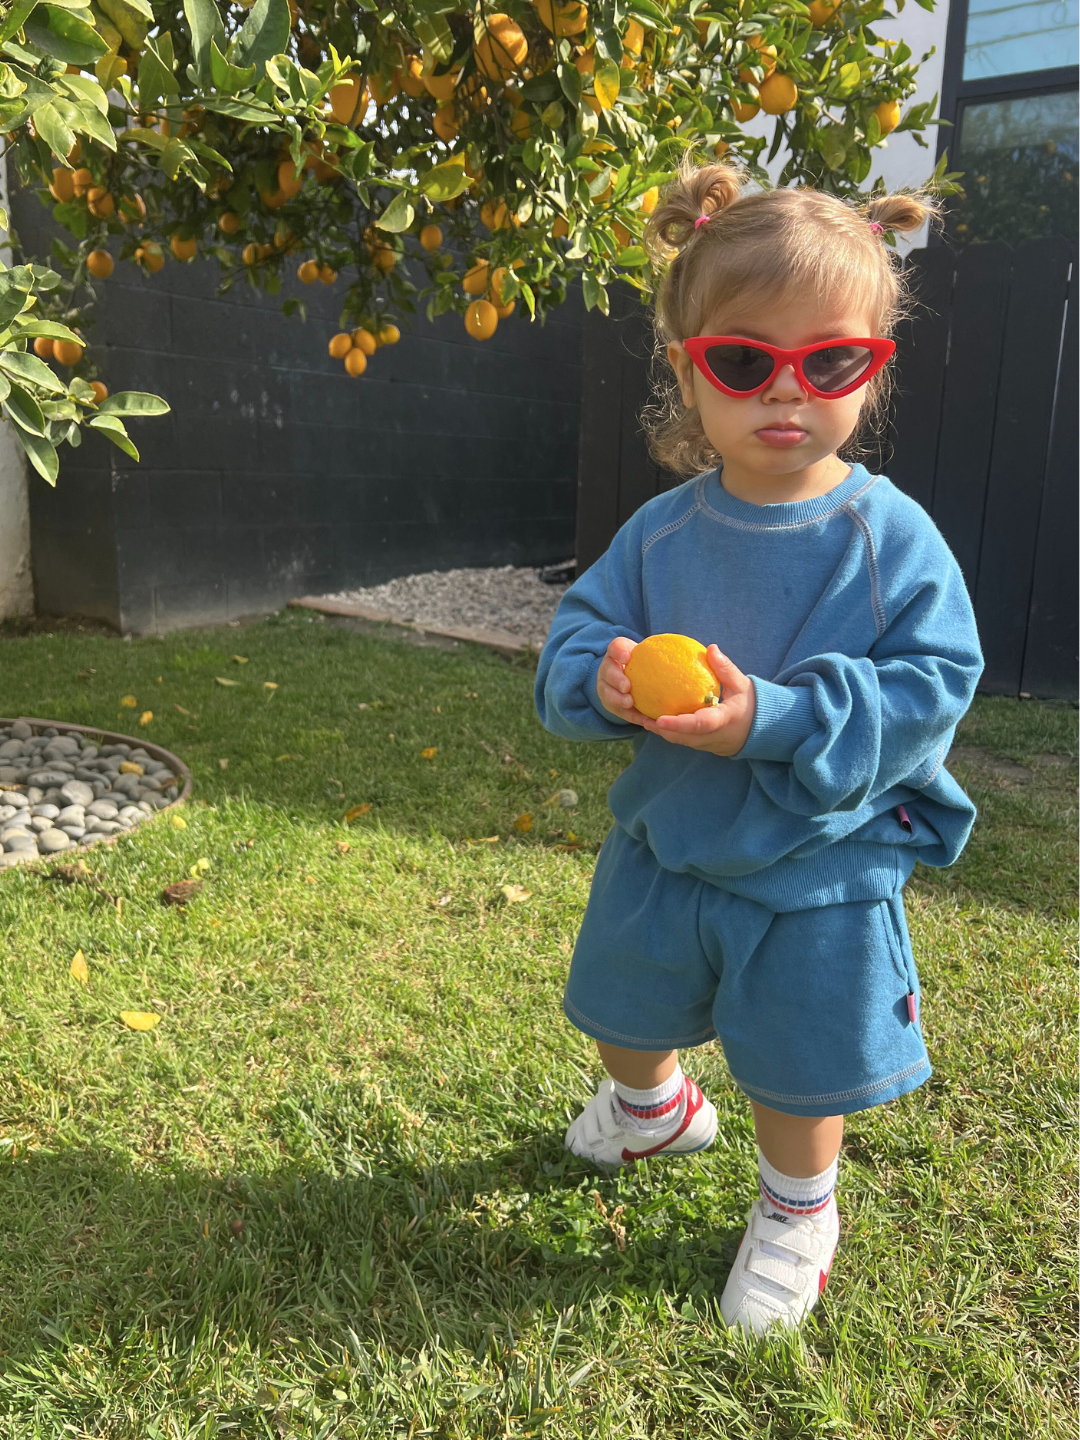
[321,563,574,645]
[0,719,180,862]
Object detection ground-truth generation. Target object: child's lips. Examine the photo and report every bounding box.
[755,423,808,448]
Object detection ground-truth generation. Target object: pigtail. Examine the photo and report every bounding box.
[865,189,942,237]
[644,154,745,262]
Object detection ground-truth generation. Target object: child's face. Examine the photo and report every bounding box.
[668,294,876,483]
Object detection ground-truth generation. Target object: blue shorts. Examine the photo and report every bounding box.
[564,826,931,1117]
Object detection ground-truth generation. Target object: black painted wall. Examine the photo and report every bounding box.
[14,189,581,634]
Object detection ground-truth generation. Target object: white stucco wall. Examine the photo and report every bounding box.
[0,153,33,619]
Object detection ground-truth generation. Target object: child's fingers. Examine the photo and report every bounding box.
[705,644,749,690]
[606,636,638,667]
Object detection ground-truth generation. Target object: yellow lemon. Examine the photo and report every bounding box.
[624,634,720,719]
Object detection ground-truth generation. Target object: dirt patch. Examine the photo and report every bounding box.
[947,746,1034,786]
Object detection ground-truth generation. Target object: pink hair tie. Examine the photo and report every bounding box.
[694,213,711,230]
[868,221,885,235]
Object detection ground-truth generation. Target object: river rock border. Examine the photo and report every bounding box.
[0,717,192,868]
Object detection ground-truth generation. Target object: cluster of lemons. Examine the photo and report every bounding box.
[327,323,401,377]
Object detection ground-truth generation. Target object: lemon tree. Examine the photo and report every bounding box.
[0,0,948,458]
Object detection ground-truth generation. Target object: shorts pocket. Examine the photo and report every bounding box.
[876,899,913,992]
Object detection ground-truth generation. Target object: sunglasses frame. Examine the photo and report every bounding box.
[682,335,897,400]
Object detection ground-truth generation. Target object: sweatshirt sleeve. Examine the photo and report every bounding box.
[535,509,650,742]
[737,519,984,816]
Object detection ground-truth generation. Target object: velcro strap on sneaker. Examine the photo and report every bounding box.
[745,1248,810,1295]
[750,1213,822,1263]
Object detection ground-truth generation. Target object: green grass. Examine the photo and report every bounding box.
[0,612,1074,1438]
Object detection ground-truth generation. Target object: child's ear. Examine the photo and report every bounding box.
[667,341,697,409]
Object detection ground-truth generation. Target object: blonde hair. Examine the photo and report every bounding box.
[642,155,940,477]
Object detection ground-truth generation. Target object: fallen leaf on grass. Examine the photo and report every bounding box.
[45,863,119,908]
[567,831,578,842]
[120,1011,161,1031]
[421,747,437,759]
[170,814,187,829]
[549,769,559,779]
[501,884,531,903]
[542,789,579,810]
[554,842,584,851]
[335,841,351,855]
[139,711,153,726]
[189,858,211,878]
[263,682,278,690]
[161,880,203,907]
[174,704,192,715]
[345,803,372,821]
[70,950,89,985]
[275,754,293,762]
[465,835,499,845]
[232,655,249,665]
[513,813,533,832]
[219,758,229,770]
[215,677,240,687]
[120,695,137,708]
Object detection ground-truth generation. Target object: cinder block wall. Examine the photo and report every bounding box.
[14,191,581,634]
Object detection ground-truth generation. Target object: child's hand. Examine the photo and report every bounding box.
[597,637,654,726]
[640,645,758,757]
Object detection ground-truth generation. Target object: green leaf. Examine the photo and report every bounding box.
[557,62,581,108]
[96,390,170,417]
[30,100,75,162]
[614,245,647,267]
[835,61,862,98]
[68,96,117,150]
[416,16,454,66]
[819,121,848,170]
[23,7,108,66]
[0,271,35,332]
[377,191,414,232]
[87,411,139,460]
[593,57,620,111]
[159,136,196,179]
[200,96,278,123]
[623,0,667,24]
[0,349,64,393]
[0,0,39,48]
[58,71,109,115]
[4,383,47,436]
[12,424,59,484]
[183,0,226,85]
[231,0,290,79]
[582,270,605,312]
[210,38,256,95]
[10,319,81,343]
[0,373,10,404]
[98,0,148,49]
[137,37,181,112]
[418,154,469,201]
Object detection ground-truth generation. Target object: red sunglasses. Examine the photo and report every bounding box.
[683,335,896,400]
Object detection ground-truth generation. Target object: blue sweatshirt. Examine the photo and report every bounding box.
[536,465,983,912]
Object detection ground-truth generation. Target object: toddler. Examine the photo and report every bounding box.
[535,158,983,1336]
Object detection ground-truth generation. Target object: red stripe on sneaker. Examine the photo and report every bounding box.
[621,1079,703,1163]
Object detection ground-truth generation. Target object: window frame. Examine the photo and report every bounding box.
[937,0,1079,163]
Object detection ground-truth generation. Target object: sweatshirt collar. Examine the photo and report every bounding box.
[699,463,874,528]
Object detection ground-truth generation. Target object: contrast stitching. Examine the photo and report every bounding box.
[696,471,880,532]
[563,996,716,1050]
[642,500,702,555]
[842,500,887,639]
[921,736,949,787]
[736,1055,929,1109]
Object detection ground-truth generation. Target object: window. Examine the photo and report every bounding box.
[940,0,1078,244]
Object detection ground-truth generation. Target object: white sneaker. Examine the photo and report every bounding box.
[720,1196,839,1336]
[564,1076,718,1168]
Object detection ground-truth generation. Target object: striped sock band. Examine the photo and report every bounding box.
[612,1065,686,1136]
[758,1149,838,1222]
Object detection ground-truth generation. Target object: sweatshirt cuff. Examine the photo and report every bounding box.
[739,679,818,762]
[587,654,633,725]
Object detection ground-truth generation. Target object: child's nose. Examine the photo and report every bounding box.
[763,363,807,401]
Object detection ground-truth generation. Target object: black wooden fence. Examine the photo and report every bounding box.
[575,236,1077,699]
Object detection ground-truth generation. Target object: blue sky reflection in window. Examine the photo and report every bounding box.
[963,0,1079,80]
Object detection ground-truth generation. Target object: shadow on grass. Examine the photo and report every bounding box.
[0,1104,744,1380]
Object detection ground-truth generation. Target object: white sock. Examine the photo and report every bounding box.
[612,1064,686,1136]
[758,1148,838,1228]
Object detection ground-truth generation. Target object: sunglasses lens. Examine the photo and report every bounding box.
[802,345,876,393]
[702,344,775,393]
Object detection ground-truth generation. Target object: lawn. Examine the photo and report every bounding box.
[0,611,1075,1439]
